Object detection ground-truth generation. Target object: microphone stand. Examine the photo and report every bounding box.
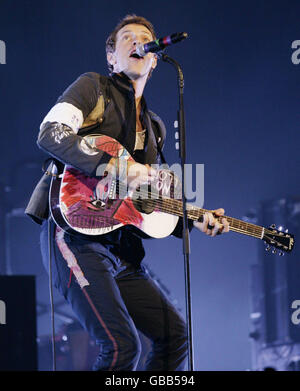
[161,53,194,371]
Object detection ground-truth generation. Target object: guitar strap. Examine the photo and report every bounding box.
[150,117,167,165]
[99,75,168,166]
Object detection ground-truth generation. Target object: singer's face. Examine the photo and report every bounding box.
[107,24,157,81]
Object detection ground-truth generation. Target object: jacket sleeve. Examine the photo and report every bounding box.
[37,72,112,176]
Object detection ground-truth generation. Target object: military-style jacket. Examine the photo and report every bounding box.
[25,71,190,264]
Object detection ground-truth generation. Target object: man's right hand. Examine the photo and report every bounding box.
[106,157,156,195]
[127,160,156,192]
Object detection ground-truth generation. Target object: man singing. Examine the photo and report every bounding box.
[26,14,229,371]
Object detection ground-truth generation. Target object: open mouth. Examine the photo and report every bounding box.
[129,51,143,60]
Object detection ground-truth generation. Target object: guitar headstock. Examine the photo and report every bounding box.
[263,224,295,255]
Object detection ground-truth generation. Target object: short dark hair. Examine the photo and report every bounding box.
[105,14,157,76]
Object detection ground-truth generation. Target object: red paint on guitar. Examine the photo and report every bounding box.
[61,168,98,208]
[113,198,143,227]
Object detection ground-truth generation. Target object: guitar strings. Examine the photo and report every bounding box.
[70,183,283,243]
[106,181,264,237]
[66,142,265,237]
[73,142,285,243]
[89,187,263,239]
[66,161,267,238]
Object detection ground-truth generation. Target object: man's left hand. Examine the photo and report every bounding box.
[193,208,230,237]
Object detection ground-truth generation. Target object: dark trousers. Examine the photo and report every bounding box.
[40,219,187,371]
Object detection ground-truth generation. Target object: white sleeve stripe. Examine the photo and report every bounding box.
[40,102,84,133]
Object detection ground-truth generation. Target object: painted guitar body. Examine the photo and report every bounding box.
[50,134,179,238]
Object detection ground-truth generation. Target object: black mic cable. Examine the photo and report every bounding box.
[48,163,58,371]
[48,216,56,371]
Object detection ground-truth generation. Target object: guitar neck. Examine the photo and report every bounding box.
[158,198,264,240]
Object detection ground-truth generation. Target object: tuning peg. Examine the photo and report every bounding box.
[272,248,277,254]
[270,224,276,229]
[265,245,271,252]
[279,251,285,256]
[285,228,289,233]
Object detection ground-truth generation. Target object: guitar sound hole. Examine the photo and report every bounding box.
[133,199,156,214]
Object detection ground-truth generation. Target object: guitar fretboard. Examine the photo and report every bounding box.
[156,198,264,239]
[108,178,265,240]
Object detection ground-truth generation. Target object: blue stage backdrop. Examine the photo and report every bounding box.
[0,0,299,370]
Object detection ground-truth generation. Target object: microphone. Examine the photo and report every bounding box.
[135,32,188,57]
